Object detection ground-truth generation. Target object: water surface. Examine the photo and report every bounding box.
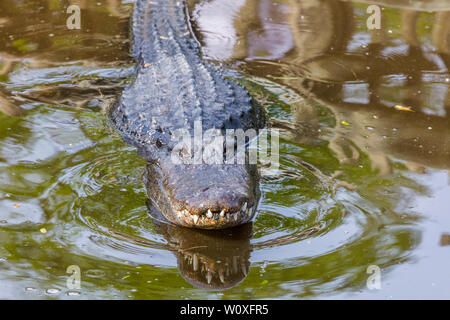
[0,0,449,299]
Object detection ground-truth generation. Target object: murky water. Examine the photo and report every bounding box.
[0,0,449,299]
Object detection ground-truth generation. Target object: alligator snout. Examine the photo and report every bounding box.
[146,159,260,229]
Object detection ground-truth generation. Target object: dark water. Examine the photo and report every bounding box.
[0,0,449,299]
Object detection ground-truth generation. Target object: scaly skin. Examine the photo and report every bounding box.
[109,0,264,229]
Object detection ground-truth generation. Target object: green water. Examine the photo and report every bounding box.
[0,0,449,299]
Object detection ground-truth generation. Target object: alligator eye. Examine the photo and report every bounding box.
[156,138,163,148]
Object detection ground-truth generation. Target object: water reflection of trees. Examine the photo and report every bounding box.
[0,0,131,115]
[233,0,450,174]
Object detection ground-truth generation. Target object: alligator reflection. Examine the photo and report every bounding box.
[148,201,252,290]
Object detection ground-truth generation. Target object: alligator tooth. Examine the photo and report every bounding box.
[219,271,225,283]
[247,206,252,216]
[242,202,247,212]
[233,256,239,274]
[192,215,198,224]
[241,263,247,276]
[226,213,230,220]
[234,214,238,221]
[206,210,213,219]
[220,210,225,217]
[193,254,198,271]
[207,271,212,284]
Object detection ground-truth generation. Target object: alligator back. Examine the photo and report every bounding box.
[110,0,263,159]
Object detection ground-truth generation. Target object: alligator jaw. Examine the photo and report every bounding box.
[145,159,260,229]
[173,203,258,229]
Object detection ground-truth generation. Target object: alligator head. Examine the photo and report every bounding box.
[145,159,260,229]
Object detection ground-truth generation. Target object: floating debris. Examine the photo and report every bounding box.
[394,104,414,112]
[440,234,450,246]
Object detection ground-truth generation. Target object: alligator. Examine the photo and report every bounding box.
[109,0,264,229]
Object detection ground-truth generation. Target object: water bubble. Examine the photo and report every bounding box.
[85,269,106,278]
[46,288,60,295]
